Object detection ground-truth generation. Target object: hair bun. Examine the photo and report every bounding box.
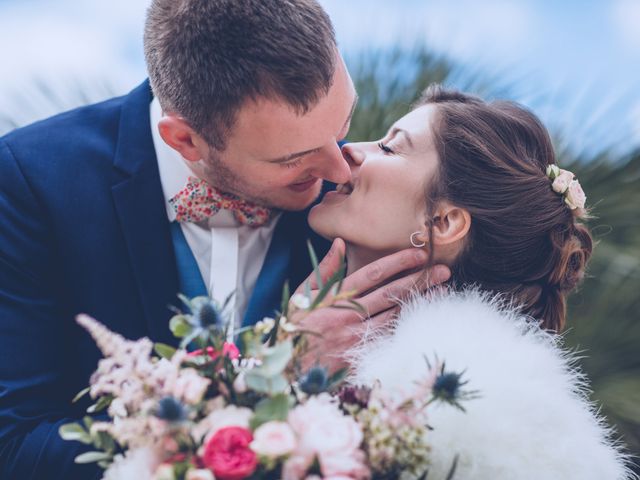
[550,223,593,292]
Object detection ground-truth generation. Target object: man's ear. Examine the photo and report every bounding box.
[157,115,208,163]
[431,202,471,246]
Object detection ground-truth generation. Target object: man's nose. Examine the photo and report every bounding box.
[311,142,352,185]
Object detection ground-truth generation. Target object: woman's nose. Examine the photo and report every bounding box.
[341,143,366,166]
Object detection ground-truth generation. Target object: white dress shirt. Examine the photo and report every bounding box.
[150,98,279,329]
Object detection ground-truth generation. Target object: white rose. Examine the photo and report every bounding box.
[251,421,297,458]
[185,468,215,480]
[551,169,574,194]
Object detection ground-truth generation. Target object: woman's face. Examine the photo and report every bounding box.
[309,104,440,255]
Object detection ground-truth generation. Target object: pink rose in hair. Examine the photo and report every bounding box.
[565,180,587,210]
[551,169,574,194]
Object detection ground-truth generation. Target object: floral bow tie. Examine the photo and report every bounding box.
[169,176,272,227]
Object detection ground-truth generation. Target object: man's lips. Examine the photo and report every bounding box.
[288,178,319,192]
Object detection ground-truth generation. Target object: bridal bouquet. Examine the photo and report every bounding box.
[60,251,472,480]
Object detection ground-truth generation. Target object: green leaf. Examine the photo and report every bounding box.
[311,257,346,309]
[245,371,288,395]
[154,342,177,359]
[74,451,113,464]
[87,395,112,414]
[307,240,323,289]
[328,367,348,389]
[280,281,291,318]
[59,423,91,444]
[258,341,293,377]
[72,386,90,403]
[169,315,193,338]
[250,393,291,430]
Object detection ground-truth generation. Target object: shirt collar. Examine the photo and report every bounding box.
[150,97,201,223]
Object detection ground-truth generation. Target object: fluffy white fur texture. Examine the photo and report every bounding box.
[351,289,635,480]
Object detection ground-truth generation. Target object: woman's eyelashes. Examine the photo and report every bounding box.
[377,141,395,154]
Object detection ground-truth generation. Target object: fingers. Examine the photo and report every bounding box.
[342,248,429,295]
[295,238,346,293]
[356,264,451,317]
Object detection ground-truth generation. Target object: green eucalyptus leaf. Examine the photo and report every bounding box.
[72,386,91,404]
[59,423,91,444]
[170,315,193,338]
[74,451,113,464]
[87,395,112,414]
[154,343,177,359]
[245,371,288,395]
[250,393,290,430]
[258,341,293,377]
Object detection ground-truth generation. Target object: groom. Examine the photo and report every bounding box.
[0,1,448,478]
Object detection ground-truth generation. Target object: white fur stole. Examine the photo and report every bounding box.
[351,290,634,480]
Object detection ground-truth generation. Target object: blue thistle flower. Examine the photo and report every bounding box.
[299,366,330,395]
[192,299,224,328]
[433,372,465,402]
[154,396,187,422]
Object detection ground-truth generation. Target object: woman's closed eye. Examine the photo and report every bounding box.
[378,141,395,154]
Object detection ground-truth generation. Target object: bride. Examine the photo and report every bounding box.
[305,85,633,479]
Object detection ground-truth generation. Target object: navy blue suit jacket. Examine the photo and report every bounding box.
[0,81,330,479]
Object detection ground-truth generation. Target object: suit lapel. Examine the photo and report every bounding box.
[111,81,180,345]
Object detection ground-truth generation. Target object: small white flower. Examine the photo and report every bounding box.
[290,293,311,310]
[254,317,276,336]
[233,371,247,394]
[546,164,560,179]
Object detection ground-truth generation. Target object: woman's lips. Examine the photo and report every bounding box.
[319,190,350,204]
[288,178,319,192]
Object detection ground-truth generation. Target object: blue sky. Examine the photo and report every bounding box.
[0,0,638,154]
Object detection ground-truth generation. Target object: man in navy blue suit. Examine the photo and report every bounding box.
[0,1,446,478]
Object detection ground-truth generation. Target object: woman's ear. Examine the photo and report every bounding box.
[431,202,471,246]
[157,114,208,163]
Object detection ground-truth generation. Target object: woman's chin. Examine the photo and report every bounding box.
[308,203,339,240]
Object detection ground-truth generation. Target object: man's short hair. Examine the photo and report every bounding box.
[144,0,337,149]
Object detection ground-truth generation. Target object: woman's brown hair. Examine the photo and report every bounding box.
[420,85,593,332]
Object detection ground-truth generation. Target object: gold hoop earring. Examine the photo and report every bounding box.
[410,231,426,248]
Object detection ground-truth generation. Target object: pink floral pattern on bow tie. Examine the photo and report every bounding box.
[169,176,272,227]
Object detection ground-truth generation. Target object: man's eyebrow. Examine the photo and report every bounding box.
[389,127,414,148]
[266,94,360,164]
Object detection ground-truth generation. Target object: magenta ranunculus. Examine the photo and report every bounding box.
[202,426,257,480]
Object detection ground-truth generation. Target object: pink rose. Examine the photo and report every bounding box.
[564,179,586,210]
[250,421,297,458]
[286,394,368,479]
[551,169,574,194]
[202,426,257,480]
